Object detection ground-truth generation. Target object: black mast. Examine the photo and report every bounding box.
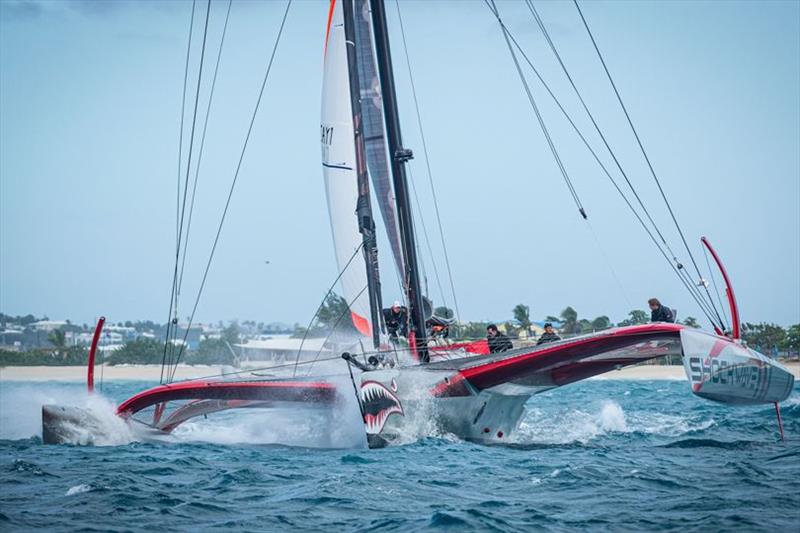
[368,0,429,363]
[343,0,383,350]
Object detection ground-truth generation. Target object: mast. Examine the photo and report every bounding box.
[343,0,383,349]
[368,0,428,363]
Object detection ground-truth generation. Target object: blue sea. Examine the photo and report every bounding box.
[1,379,798,531]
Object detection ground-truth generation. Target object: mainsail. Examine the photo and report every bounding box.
[353,0,404,276]
[321,0,373,337]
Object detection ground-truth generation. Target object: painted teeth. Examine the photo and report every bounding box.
[359,381,403,434]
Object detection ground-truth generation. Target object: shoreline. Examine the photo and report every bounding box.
[2,362,798,382]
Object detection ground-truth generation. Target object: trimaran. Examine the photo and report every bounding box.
[43,0,794,448]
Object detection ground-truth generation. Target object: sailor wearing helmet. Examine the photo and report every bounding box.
[383,300,408,342]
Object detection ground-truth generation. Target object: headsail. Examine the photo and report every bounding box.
[353,0,404,276]
[321,0,373,337]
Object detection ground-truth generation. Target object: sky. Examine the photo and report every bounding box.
[1,0,798,329]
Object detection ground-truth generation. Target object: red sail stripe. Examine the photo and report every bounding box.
[323,0,336,57]
[351,311,372,337]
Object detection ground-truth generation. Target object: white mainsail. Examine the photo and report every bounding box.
[321,0,373,337]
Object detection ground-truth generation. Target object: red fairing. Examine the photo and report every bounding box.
[701,237,741,339]
[432,324,684,397]
[431,339,490,356]
[116,380,337,418]
[87,316,106,393]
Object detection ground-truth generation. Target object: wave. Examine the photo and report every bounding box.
[661,438,760,450]
[0,383,134,445]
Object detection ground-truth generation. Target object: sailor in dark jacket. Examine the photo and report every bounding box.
[486,324,513,354]
[383,301,408,341]
[648,298,675,323]
[536,323,561,345]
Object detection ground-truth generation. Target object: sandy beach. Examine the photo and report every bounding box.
[1,362,798,382]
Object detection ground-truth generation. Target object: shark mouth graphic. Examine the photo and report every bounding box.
[360,380,404,435]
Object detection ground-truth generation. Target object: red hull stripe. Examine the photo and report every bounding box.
[116,381,337,417]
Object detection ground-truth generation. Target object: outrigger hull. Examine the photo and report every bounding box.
[41,324,794,447]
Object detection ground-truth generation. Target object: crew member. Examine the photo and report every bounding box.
[537,322,561,345]
[486,324,513,354]
[648,298,675,323]
[383,301,408,341]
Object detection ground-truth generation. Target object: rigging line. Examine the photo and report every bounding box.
[486,5,720,328]
[407,165,449,312]
[487,4,721,328]
[532,0,724,325]
[304,284,369,377]
[167,0,213,379]
[291,241,365,378]
[168,0,293,382]
[171,353,348,384]
[525,1,672,251]
[487,0,587,219]
[572,1,713,301]
[175,0,212,303]
[585,219,634,311]
[703,243,731,328]
[394,0,461,323]
[178,0,234,296]
[162,0,198,384]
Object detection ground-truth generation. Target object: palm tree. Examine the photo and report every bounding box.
[47,329,66,350]
[512,304,531,333]
[591,316,611,331]
[560,307,580,335]
[618,310,649,327]
[681,316,700,328]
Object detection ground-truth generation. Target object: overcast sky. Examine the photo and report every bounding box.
[1,0,798,329]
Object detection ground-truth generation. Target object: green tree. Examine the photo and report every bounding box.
[222,323,240,345]
[434,306,454,320]
[316,293,357,334]
[107,338,163,365]
[681,316,700,328]
[0,346,88,366]
[186,338,235,365]
[291,324,309,339]
[560,307,580,335]
[742,323,786,352]
[618,310,649,327]
[513,304,531,331]
[458,321,491,340]
[782,324,800,352]
[47,329,66,350]
[591,316,611,331]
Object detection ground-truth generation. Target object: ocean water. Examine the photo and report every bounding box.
[1,379,798,531]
